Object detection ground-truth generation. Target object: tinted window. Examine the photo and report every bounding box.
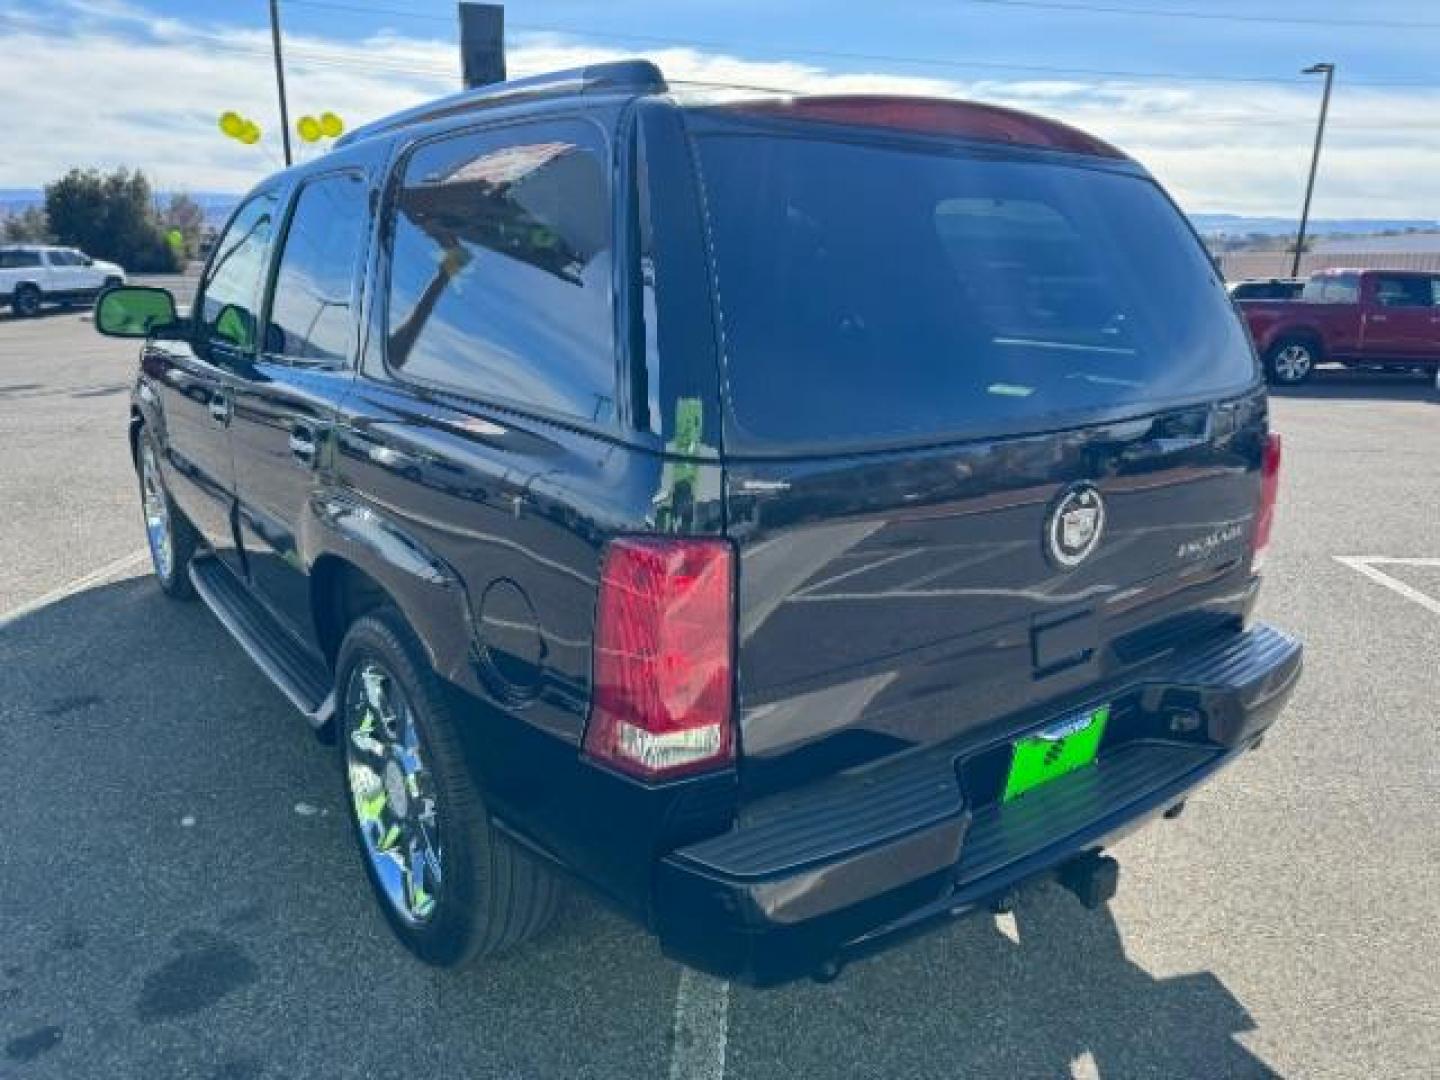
[200,193,278,352]
[385,120,615,423]
[1374,275,1434,307]
[1303,273,1360,304]
[0,250,42,268]
[1233,281,1302,301]
[695,131,1256,449]
[266,173,369,366]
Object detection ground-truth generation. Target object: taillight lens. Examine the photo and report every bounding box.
[584,537,735,780]
[1251,433,1283,572]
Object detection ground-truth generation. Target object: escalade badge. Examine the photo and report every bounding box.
[1047,484,1106,568]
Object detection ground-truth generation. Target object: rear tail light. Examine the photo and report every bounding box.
[1251,433,1282,572]
[583,537,735,780]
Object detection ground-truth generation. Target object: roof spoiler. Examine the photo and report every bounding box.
[336,59,667,147]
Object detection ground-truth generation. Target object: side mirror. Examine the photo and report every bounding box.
[213,303,257,350]
[81,255,94,267]
[94,285,182,339]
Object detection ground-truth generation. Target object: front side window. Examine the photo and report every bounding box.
[1325,274,1359,303]
[385,119,616,424]
[199,193,278,353]
[265,173,369,366]
[1302,275,1358,303]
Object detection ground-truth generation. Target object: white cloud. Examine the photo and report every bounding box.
[2,2,1437,218]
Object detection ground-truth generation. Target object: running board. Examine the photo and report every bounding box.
[190,557,335,731]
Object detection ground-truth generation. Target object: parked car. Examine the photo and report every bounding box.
[1238,267,1440,385]
[1227,278,1303,302]
[93,61,1301,985]
[0,244,126,316]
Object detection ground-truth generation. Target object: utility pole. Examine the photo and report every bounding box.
[1291,62,1334,278]
[269,0,294,166]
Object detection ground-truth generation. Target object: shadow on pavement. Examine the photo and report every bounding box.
[1270,366,1438,403]
[0,306,91,324]
[728,883,1274,1077]
[0,575,1273,1078]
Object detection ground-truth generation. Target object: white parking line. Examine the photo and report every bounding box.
[0,548,150,630]
[1334,556,1440,618]
[668,968,731,1080]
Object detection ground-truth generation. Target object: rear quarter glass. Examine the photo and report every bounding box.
[690,127,1258,454]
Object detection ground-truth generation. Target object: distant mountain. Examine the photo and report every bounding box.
[1189,213,1440,238]
[3,185,1436,244]
[1311,231,1440,254]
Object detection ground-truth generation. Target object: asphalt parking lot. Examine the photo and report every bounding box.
[1,309,1436,1079]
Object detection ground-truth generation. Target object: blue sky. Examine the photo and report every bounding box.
[1,0,1437,216]
[132,0,1440,86]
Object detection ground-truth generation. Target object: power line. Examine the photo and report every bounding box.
[958,0,1440,31]
[289,0,1440,30]
[2,7,1436,95]
[279,0,1440,88]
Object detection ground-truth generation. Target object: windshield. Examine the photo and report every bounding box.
[694,130,1257,450]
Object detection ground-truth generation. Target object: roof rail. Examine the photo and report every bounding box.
[336,59,666,147]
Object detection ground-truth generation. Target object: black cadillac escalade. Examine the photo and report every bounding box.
[95,60,1302,985]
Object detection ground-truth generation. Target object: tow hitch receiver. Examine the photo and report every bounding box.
[1058,852,1120,910]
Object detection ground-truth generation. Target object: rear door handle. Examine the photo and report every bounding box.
[289,426,318,466]
[1369,314,1388,323]
[208,392,231,424]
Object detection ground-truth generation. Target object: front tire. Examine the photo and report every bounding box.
[138,433,197,599]
[336,610,558,967]
[11,284,41,317]
[1265,337,1319,385]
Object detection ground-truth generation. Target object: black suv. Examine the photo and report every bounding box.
[96,61,1301,985]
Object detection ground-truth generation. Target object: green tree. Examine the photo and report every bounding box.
[44,167,180,272]
[159,192,206,261]
[2,205,52,243]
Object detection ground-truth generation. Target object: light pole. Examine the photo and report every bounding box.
[269,0,294,167]
[1291,62,1334,278]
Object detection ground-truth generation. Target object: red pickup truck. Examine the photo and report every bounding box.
[1237,268,1440,384]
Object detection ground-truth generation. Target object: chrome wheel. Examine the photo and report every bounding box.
[1273,344,1314,383]
[344,659,442,925]
[140,443,173,582]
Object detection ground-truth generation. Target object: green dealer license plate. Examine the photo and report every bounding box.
[1002,705,1110,802]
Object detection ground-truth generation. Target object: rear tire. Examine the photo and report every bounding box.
[137,432,197,599]
[11,284,41,317]
[1265,337,1319,385]
[336,609,559,967]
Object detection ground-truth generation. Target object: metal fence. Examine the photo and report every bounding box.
[1216,251,1440,281]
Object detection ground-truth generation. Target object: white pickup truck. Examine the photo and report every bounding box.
[0,245,126,316]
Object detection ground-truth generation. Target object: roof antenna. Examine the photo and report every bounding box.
[459,3,506,90]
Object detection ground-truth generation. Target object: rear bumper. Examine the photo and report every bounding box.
[654,622,1302,985]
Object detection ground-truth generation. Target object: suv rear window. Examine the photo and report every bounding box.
[694,131,1257,450]
[0,250,42,269]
